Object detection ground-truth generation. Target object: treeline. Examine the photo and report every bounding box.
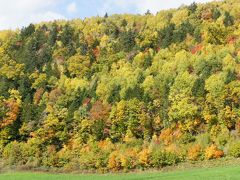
[1,0,240,172]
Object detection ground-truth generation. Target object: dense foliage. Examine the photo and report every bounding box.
[1,0,240,172]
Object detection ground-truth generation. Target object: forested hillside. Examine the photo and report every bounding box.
[1,0,240,172]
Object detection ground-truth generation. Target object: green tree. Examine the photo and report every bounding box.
[110,99,149,141]
[224,12,234,27]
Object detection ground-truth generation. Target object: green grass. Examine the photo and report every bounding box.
[1,165,240,180]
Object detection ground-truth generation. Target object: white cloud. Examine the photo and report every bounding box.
[28,11,66,24]
[0,0,66,30]
[0,0,216,30]
[100,0,214,15]
[135,0,215,14]
[67,2,77,14]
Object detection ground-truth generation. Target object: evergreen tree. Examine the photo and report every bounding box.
[104,12,108,18]
[224,11,234,27]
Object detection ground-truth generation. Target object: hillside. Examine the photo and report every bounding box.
[0,0,240,172]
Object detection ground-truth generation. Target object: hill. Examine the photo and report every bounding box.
[0,0,240,172]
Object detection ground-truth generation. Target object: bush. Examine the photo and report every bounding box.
[57,146,72,168]
[3,141,25,165]
[74,140,114,171]
[2,138,43,168]
[138,148,151,167]
[159,128,173,145]
[187,144,202,161]
[120,148,138,170]
[42,145,60,168]
[79,144,105,170]
[205,144,224,160]
[107,151,121,171]
[179,133,195,144]
[150,149,181,168]
[23,138,43,167]
[229,142,240,158]
[97,140,115,170]
[107,147,139,171]
[196,133,210,148]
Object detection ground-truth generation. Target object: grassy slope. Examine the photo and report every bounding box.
[1,165,240,180]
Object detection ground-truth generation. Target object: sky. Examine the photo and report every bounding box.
[0,0,214,30]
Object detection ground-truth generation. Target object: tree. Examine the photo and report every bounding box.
[104,13,108,18]
[0,59,24,80]
[20,24,35,38]
[168,72,200,132]
[145,10,151,15]
[110,99,149,141]
[0,90,21,129]
[212,9,221,20]
[137,29,159,50]
[88,100,111,140]
[120,19,128,27]
[224,12,234,27]
[188,2,197,13]
[61,23,75,50]
[159,23,175,48]
[102,21,119,38]
[205,24,228,44]
[66,54,90,78]
[119,30,136,52]
[173,21,194,43]
[171,9,189,26]
[49,22,58,46]
[204,73,226,127]
[194,27,202,42]
[205,73,226,110]
[0,0,240,171]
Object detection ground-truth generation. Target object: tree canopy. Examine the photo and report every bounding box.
[0,0,240,172]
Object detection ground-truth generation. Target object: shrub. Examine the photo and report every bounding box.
[2,138,43,168]
[57,146,72,168]
[107,151,121,171]
[196,133,210,148]
[20,139,42,168]
[235,120,240,136]
[187,144,202,161]
[150,149,181,168]
[79,149,97,170]
[229,142,240,158]
[3,141,25,165]
[179,133,195,144]
[165,144,186,162]
[138,148,151,167]
[94,151,110,171]
[42,145,60,167]
[76,140,114,171]
[159,128,173,145]
[205,144,224,160]
[79,144,99,170]
[0,140,5,158]
[96,140,114,169]
[213,125,230,146]
[120,148,138,170]
[57,139,82,171]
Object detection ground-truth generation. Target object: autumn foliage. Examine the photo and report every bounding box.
[0,100,20,128]
[0,0,240,172]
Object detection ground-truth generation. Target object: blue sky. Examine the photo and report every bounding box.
[0,0,214,30]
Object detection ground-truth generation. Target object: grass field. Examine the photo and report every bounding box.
[1,165,240,180]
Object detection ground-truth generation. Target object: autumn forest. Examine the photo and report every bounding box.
[0,0,240,172]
